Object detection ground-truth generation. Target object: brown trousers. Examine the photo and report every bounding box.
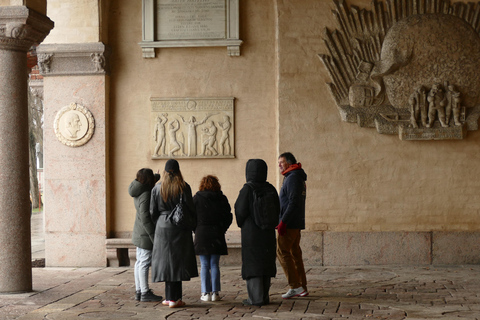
[276,229,307,291]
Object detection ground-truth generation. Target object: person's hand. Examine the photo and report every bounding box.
[276,220,287,236]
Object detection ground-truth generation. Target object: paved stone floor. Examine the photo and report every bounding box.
[2,211,478,319]
[1,265,480,319]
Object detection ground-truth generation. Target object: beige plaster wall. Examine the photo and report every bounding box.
[0,0,45,13]
[43,0,101,44]
[276,0,480,232]
[108,1,278,235]
[108,0,480,238]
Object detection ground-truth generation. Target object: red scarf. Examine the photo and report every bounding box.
[282,163,302,176]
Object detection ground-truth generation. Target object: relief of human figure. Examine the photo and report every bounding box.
[218,115,231,155]
[445,85,462,126]
[426,84,448,128]
[201,121,218,156]
[451,90,462,126]
[168,119,184,156]
[408,86,428,128]
[153,113,168,156]
[179,113,214,156]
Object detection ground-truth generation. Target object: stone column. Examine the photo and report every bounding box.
[0,6,53,292]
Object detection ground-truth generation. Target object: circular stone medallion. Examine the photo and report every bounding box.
[54,103,95,147]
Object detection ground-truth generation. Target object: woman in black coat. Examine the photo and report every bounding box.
[150,159,198,308]
[234,159,278,306]
[194,175,232,302]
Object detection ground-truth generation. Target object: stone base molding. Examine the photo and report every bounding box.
[300,231,480,266]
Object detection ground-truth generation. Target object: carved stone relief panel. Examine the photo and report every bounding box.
[54,103,95,147]
[150,97,235,159]
[319,0,480,140]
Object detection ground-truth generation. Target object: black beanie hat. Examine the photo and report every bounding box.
[165,159,179,174]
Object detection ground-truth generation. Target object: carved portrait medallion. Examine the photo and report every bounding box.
[54,103,95,147]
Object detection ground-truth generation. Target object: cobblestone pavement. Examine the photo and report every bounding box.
[1,265,480,319]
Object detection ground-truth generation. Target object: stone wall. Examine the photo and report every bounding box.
[39,0,480,266]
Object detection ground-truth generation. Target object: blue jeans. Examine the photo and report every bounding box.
[199,254,221,293]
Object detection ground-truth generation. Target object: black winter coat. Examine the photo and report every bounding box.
[193,190,232,256]
[234,159,277,280]
[150,182,198,282]
[279,167,307,229]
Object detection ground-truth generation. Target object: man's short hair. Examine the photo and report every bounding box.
[279,152,297,165]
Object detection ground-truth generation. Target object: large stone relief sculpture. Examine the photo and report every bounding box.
[151,97,234,159]
[319,0,480,140]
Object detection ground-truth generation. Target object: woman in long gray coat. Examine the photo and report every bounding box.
[150,159,198,308]
[234,159,278,306]
[129,168,162,302]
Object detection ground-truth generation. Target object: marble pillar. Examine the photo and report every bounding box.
[0,6,53,292]
[37,42,110,267]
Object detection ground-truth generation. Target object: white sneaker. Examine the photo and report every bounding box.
[299,290,309,297]
[200,293,211,301]
[211,292,221,301]
[282,287,305,299]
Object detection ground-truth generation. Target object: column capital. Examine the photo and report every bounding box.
[0,6,54,51]
[37,42,111,76]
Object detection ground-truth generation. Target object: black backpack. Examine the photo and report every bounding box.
[246,182,280,230]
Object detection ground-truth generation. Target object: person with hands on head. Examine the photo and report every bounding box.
[129,168,163,302]
[276,152,309,299]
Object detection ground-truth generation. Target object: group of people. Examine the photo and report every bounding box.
[128,152,308,308]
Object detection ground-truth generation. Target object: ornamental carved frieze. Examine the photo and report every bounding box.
[319,0,480,140]
[36,43,111,76]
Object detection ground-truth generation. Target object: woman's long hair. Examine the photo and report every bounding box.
[136,168,155,190]
[159,169,186,202]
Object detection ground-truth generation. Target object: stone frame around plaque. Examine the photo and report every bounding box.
[150,97,235,159]
[140,0,242,58]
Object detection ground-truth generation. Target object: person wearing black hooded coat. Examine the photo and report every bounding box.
[234,159,279,306]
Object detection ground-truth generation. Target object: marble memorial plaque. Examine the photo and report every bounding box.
[150,97,235,159]
[157,0,226,40]
[140,0,242,57]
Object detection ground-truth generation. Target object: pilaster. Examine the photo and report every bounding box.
[37,42,109,267]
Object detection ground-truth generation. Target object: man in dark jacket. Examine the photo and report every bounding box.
[276,152,309,299]
[235,159,279,306]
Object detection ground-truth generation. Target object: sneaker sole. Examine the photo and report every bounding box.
[282,290,308,299]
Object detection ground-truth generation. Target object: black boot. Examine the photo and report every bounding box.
[134,290,141,301]
[141,289,163,302]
